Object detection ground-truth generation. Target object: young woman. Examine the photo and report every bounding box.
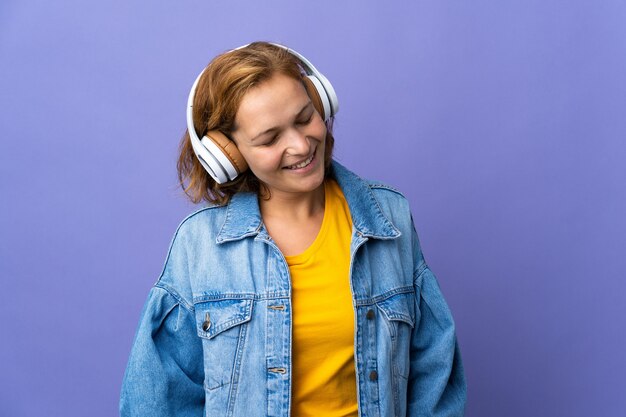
[120,41,466,417]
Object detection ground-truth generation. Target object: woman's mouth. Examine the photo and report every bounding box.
[284,152,315,170]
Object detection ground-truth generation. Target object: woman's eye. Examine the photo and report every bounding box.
[262,135,278,146]
[297,114,313,125]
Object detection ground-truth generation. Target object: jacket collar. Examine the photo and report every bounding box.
[216,160,401,243]
[331,161,401,239]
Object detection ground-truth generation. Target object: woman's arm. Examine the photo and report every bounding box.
[120,285,205,416]
[407,223,467,416]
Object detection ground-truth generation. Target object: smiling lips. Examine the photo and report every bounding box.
[284,151,316,170]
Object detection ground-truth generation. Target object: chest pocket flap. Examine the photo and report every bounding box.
[194,298,253,340]
[376,291,416,328]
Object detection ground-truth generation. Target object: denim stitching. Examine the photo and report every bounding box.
[353,285,414,306]
[226,318,249,415]
[154,282,194,312]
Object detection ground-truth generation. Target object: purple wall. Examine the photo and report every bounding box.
[1,1,625,416]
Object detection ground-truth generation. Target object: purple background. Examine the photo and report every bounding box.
[1,1,625,416]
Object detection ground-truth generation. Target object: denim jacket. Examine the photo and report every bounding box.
[120,161,466,417]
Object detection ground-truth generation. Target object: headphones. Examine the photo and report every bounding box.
[186,43,339,184]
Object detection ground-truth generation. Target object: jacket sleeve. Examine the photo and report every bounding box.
[120,284,205,416]
[407,222,467,416]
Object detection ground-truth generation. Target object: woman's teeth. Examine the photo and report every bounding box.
[286,153,314,170]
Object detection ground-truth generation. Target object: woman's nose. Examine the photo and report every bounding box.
[284,128,310,155]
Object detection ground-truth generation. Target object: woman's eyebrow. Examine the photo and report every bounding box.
[250,102,312,142]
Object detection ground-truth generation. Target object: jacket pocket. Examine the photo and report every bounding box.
[376,291,416,334]
[193,297,253,399]
[195,298,253,340]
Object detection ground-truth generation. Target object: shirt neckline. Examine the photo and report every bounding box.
[284,180,332,266]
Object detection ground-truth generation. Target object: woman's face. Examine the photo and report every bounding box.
[231,73,327,200]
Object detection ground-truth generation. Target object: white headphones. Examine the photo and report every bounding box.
[186,42,339,184]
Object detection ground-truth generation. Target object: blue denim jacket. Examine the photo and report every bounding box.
[120,161,466,416]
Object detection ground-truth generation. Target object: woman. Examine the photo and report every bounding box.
[120,42,466,417]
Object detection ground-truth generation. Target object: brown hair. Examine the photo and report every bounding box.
[177,42,336,205]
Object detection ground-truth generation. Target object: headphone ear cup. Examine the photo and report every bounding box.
[191,137,229,183]
[206,130,248,174]
[302,76,328,121]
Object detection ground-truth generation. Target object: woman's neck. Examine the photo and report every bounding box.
[258,182,326,256]
[259,183,325,223]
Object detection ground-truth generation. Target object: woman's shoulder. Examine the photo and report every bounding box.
[163,203,233,253]
[171,190,263,244]
[364,179,413,228]
[155,204,230,301]
[365,180,407,200]
[174,203,226,233]
[331,161,414,238]
[331,160,411,211]
[180,203,226,224]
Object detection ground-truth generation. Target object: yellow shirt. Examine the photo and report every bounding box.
[285,179,358,417]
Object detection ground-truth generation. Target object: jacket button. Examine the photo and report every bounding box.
[202,312,211,332]
[366,309,375,320]
[369,370,378,381]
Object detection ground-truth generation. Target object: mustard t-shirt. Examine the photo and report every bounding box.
[285,179,358,417]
